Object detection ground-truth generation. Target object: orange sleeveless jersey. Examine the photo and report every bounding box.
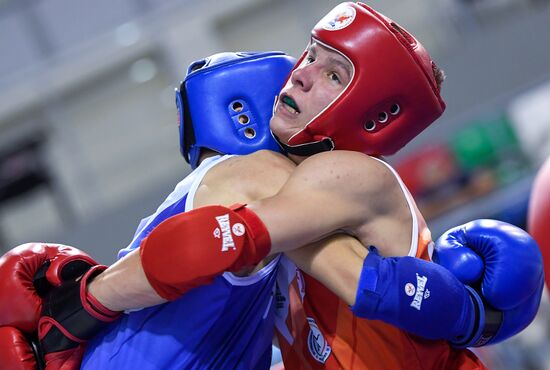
[274,162,486,370]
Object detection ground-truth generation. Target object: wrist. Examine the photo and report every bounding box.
[86,270,121,313]
[81,266,122,320]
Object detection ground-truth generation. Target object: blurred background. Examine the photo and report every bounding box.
[0,0,549,368]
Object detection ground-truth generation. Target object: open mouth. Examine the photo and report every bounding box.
[281,94,300,115]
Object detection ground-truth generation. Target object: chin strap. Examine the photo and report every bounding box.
[272,133,335,156]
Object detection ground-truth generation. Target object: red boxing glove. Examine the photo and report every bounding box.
[0,243,121,370]
[0,326,38,370]
[140,204,271,300]
[0,243,98,334]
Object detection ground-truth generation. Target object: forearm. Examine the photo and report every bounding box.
[248,184,362,255]
[286,234,366,305]
[97,208,352,310]
[88,249,166,312]
[287,235,476,344]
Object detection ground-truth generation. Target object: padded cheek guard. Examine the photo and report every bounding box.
[175,52,296,169]
[284,2,446,157]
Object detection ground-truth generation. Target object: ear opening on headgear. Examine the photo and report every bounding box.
[390,103,400,115]
[231,101,244,113]
[238,114,250,125]
[244,127,256,139]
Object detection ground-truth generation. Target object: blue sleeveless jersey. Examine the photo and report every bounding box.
[82,155,280,370]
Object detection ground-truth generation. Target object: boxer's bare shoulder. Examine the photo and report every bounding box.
[194,150,295,207]
[297,151,414,254]
[253,150,413,255]
[282,150,400,218]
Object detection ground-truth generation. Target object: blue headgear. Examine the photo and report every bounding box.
[175,51,296,169]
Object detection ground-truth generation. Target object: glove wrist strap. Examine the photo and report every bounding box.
[39,265,122,354]
[453,286,503,348]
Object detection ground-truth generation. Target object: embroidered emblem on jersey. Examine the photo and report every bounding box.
[214,214,237,251]
[307,317,331,363]
[409,273,428,311]
[320,5,356,31]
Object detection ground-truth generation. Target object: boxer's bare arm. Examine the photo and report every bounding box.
[286,234,367,306]
[89,249,160,309]
[250,150,412,256]
[90,150,411,310]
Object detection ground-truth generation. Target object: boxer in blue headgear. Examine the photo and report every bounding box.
[0,51,300,370]
[175,51,295,168]
[74,52,297,370]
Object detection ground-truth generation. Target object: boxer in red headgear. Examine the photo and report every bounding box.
[269,3,480,368]
[273,2,445,157]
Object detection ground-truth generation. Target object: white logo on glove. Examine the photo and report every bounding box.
[232,223,245,236]
[405,283,416,296]
[409,274,428,311]
[424,289,430,299]
[215,214,236,252]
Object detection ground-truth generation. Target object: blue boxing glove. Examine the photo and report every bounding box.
[351,247,480,344]
[433,219,545,347]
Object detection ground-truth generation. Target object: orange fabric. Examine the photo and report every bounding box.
[277,205,486,369]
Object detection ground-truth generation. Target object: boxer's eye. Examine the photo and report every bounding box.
[328,72,341,84]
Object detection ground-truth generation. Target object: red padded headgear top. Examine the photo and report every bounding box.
[285,2,446,156]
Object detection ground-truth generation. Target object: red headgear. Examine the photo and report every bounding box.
[282,2,446,156]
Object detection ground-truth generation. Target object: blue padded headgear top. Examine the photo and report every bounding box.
[175,51,296,169]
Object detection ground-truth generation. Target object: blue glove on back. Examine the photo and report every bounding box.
[433,219,544,346]
[351,247,479,344]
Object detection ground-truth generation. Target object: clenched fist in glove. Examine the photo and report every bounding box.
[0,243,121,369]
[433,220,544,347]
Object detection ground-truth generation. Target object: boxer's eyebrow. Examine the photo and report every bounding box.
[327,56,351,80]
[311,41,352,79]
[307,44,318,57]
